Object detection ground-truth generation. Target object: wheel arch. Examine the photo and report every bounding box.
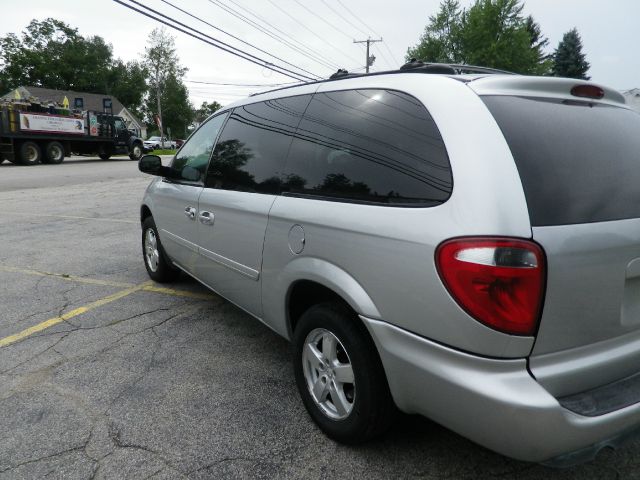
[140,204,152,224]
[281,257,381,339]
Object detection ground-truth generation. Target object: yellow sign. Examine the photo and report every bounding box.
[62,96,69,109]
[13,89,21,100]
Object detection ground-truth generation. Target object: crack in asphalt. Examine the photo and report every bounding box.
[0,444,87,475]
[0,304,205,478]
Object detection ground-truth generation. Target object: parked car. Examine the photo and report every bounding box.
[143,136,175,151]
[138,63,640,465]
[175,138,185,149]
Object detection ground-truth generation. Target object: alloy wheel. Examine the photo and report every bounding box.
[144,228,160,273]
[302,328,355,420]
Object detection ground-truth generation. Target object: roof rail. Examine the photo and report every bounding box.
[400,58,515,75]
[248,61,516,98]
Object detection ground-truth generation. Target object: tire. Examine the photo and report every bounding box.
[293,302,395,444]
[43,141,65,164]
[142,216,180,283]
[98,143,113,160]
[129,142,143,160]
[19,141,42,166]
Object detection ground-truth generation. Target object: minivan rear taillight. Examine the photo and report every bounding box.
[436,238,545,336]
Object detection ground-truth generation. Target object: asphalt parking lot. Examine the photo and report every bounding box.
[1,156,639,480]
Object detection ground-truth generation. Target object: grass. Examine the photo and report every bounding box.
[148,149,177,155]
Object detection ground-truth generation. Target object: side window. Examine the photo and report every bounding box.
[205,95,312,193]
[171,112,228,183]
[282,89,452,206]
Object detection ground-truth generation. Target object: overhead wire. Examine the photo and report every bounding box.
[373,44,396,70]
[207,0,339,72]
[158,0,322,80]
[264,0,361,71]
[334,0,400,68]
[290,0,366,69]
[186,79,300,87]
[292,0,355,43]
[111,0,315,82]
[319,0,369,38]
[223,0,349,71]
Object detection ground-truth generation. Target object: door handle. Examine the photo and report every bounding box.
[199,211,215,225]
[184,206,196,220]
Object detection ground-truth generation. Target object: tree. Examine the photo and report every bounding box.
[194,101,223,123]
[552,28,590,79]
[526,15,552,75]
[145,73,192,139]
[407,0,551,75]
[406,0,463,63]
[0,19,110,91]
[143,28,191,141]
[0,18,148,112]
[458,0,539,73]
[105,60,148,118]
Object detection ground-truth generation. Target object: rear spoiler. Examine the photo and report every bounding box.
[467,76,627,108]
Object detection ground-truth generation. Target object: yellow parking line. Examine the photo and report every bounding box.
[142,285,218,301]
[0,212,137,224]
[0,265,219,301]
[0,281,153,348]
[0,266,135,288]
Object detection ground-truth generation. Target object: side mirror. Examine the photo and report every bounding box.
[139,155,162,175]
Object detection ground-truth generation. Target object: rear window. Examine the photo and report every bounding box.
[483,96,640,226]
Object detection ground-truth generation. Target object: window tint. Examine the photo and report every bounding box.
[206,95,312,193]
[482,96,640,226]
[281,89,451,205]
[171,113,227,183]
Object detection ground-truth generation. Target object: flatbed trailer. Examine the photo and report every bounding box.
[0,107,144,166]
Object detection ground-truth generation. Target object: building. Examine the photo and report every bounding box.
[622,88,640,113]
[0,86,147,138]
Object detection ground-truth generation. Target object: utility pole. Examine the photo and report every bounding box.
[156,78,164,148]
[353,37,383,73]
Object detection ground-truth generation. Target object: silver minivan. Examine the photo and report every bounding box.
[139,64,640,465]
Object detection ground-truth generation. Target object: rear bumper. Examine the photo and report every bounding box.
[361,316,640,464]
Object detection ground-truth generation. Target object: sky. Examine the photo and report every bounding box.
[1,0,638,106]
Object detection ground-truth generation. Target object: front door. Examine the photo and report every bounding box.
[113,117,129,147]
[152,112,228,273]
[195,96,312,317]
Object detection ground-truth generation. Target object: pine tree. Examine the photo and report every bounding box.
[552,28,590,79]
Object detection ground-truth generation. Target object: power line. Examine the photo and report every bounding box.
[320,0,369,38]
[159,0,321,80]
[186,79,300,87]
[112,0,315,82]
[265,0,362,70]
[314,0,395,70]
[373,43,396,70]
[224,0,346,70]
[334,0,400,68]
[289,1,371,68]
[335,0,381,37]
[292,0,354,43]
[207,0,339,72]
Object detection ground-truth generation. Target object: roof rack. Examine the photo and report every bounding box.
[400,58,515,75]
[249,61,516,97]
